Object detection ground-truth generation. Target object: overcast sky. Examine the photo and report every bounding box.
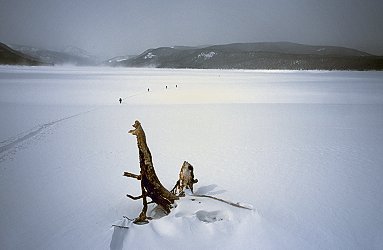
[1,0,382,58]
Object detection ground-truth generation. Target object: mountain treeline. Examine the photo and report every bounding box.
[115,42,383,70]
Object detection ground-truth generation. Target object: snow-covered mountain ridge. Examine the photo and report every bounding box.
[115,42,383,70]
[5,44,100,65]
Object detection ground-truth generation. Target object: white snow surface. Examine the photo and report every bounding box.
[144,52,156,59]
[198,51,216,60]
[1,66,383,249]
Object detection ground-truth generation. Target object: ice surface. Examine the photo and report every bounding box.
[0,66,383,249]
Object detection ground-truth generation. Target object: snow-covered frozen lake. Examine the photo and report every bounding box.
[1,66,383,249]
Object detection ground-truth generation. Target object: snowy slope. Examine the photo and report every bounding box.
[1,66,383,249]
[7,44,99,66]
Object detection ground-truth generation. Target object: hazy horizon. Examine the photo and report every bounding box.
[1,0,382,59]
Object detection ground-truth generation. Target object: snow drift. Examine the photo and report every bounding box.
[0,66,383,249]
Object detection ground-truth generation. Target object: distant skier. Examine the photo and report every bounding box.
[119,98,122,104]
[148,88,150,92]
[166,85,168,89]
[176,84,178,88]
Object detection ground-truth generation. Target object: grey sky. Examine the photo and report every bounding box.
[1,0,382,58]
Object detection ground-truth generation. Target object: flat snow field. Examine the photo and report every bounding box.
[1,66,383,249]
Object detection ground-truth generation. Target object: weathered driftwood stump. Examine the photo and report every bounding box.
[171,161,198,196]
[124,120,178,224]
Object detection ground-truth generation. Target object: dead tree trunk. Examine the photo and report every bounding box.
[124,120,178,224]
[171,161,198,196]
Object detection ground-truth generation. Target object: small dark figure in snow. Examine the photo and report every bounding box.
[166,85,168,89]
[147,88,150,92]
[176,84,178,88]
[119,98,122,104]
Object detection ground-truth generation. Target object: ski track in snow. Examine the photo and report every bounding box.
[0,109,95,161]
[1,67,383,249]
[0,87,151,163]
[0,87,148,162]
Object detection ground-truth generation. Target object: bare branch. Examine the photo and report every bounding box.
[192,194,253,210]
[126,194,144,200]
[112,224,129,229]
[123,172,141,180]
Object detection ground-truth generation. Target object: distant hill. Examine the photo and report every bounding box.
[8,44,99,66]
[115,42,383,70]
[0,42,46,66]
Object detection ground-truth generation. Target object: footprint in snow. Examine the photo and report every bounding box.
[196,210,231,223]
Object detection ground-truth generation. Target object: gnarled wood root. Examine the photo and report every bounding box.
[171,161,198,196]
[124,120,178,224]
